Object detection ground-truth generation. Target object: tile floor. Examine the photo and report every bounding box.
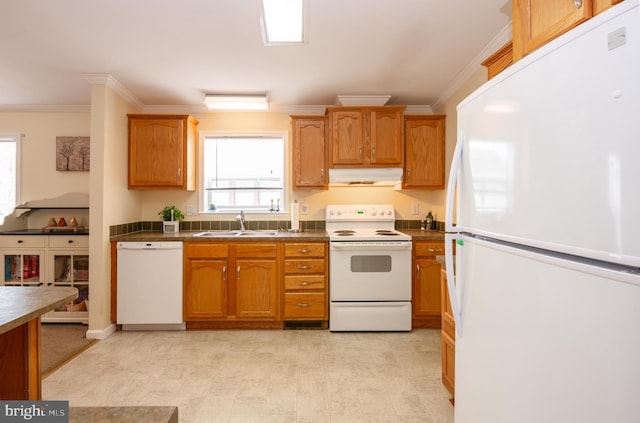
[43,328,454,423]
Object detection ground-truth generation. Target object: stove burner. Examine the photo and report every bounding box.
[376,230,400,236]
[334,230,356,235]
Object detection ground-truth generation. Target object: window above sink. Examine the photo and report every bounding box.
[200,132,287,214]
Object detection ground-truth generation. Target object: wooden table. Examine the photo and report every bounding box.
[0,286,78,400]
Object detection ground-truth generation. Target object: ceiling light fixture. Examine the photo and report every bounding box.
[203,94,269,111]
[260,0,305,45]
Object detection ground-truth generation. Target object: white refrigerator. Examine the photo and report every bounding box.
[445,1,640,422]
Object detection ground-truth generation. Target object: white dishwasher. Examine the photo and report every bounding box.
[116,242,185,330]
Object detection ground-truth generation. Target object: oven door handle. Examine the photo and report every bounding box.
[330,242,411,250]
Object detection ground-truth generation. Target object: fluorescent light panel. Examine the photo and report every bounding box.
[261,0,304,44]
[204,94,269,111]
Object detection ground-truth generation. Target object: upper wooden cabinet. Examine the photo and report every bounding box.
[512,0,593,60]
[291,115,328,190]
[482,41,513,80]
[327,106,405,168]
[128,114,198,190]
[403,115,446,189]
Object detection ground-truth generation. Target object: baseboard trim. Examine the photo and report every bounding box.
[86,323,116,340]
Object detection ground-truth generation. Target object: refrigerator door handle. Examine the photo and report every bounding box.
[445,131,464,233]
[445,233,463,336]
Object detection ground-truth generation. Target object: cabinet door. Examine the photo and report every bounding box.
[291,116,328,189]
[404,116,446,189]
[513,0,592,60]
[184,258,227,319]
[414,258,443,317]
[370,109,404,165]
[2,250,45,286]
[235,259,278,319]
[128,115,198,190]
[329,110,364,165]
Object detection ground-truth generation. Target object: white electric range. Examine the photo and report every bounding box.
[326,204,412,331]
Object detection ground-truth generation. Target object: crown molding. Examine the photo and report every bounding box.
[432,22,512,112]
[404,105,434,115]
[82,73,144,110]
[0,104,90,113]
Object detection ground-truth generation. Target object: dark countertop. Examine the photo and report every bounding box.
[110,229,329,242]
[0,229,88,235]
[110,229,445,242]
[69,406,178,423]
[401,229,445,241]
[0,287,78,335]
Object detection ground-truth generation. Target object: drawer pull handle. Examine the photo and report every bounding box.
[297,265,312,269]
[297,281,313,286]
[68,240,74,244]
[237,265,240,280]
[222,266,227,281]
[297,249,312,254]
[297,303,312,307]
[18,240,23,243]
[416,264,421,279]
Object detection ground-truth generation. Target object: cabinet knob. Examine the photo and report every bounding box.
[17,240,23,243]
[68,240,74,244]
[574,0,582,8]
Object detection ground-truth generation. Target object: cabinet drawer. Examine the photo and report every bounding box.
[48,235,89,249]
[0,236,46,248]
[284,243,325,258]
[414,242,444,257]
[185,243,228,259]
[284,293,326,318]
[236,243,277,258]
[284,259,325,274]
[285,275,325,291]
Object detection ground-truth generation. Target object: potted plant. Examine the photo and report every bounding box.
[159,205,184,233]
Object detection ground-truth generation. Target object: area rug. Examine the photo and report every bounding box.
[41,323,97,378]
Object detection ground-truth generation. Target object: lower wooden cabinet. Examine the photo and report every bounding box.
[412,241,444,328]
[441,267,455,400]
[283,242,327,325]
[183,240,328,329]
[184,242,279,327]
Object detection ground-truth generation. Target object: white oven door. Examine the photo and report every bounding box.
[329,242,411,301]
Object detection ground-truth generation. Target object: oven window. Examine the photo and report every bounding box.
[350,255,392,272]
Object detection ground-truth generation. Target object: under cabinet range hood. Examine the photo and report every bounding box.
[328,168,403,187]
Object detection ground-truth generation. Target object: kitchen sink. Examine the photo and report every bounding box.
[192,230,279,238]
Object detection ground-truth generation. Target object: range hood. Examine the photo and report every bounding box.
[328,168,403,187]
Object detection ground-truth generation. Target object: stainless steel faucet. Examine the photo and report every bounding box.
[236,210,247,231]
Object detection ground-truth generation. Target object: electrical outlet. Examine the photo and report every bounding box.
[186,205,197,216]
[300,202,308,214]
[411,203,419,215]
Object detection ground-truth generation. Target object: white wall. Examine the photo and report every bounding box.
[0,112,90,202]
[87,83,142,337]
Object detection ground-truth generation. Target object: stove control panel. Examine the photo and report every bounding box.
[326,204,395,221]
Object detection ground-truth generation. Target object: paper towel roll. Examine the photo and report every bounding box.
[290,201,300,232]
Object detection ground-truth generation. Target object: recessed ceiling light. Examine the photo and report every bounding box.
[260,0,306,45]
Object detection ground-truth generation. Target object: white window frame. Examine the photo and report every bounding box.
[198,130,289,215]
[0,133,20,224]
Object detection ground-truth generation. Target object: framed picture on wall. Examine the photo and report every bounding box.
[56,136,90,171]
